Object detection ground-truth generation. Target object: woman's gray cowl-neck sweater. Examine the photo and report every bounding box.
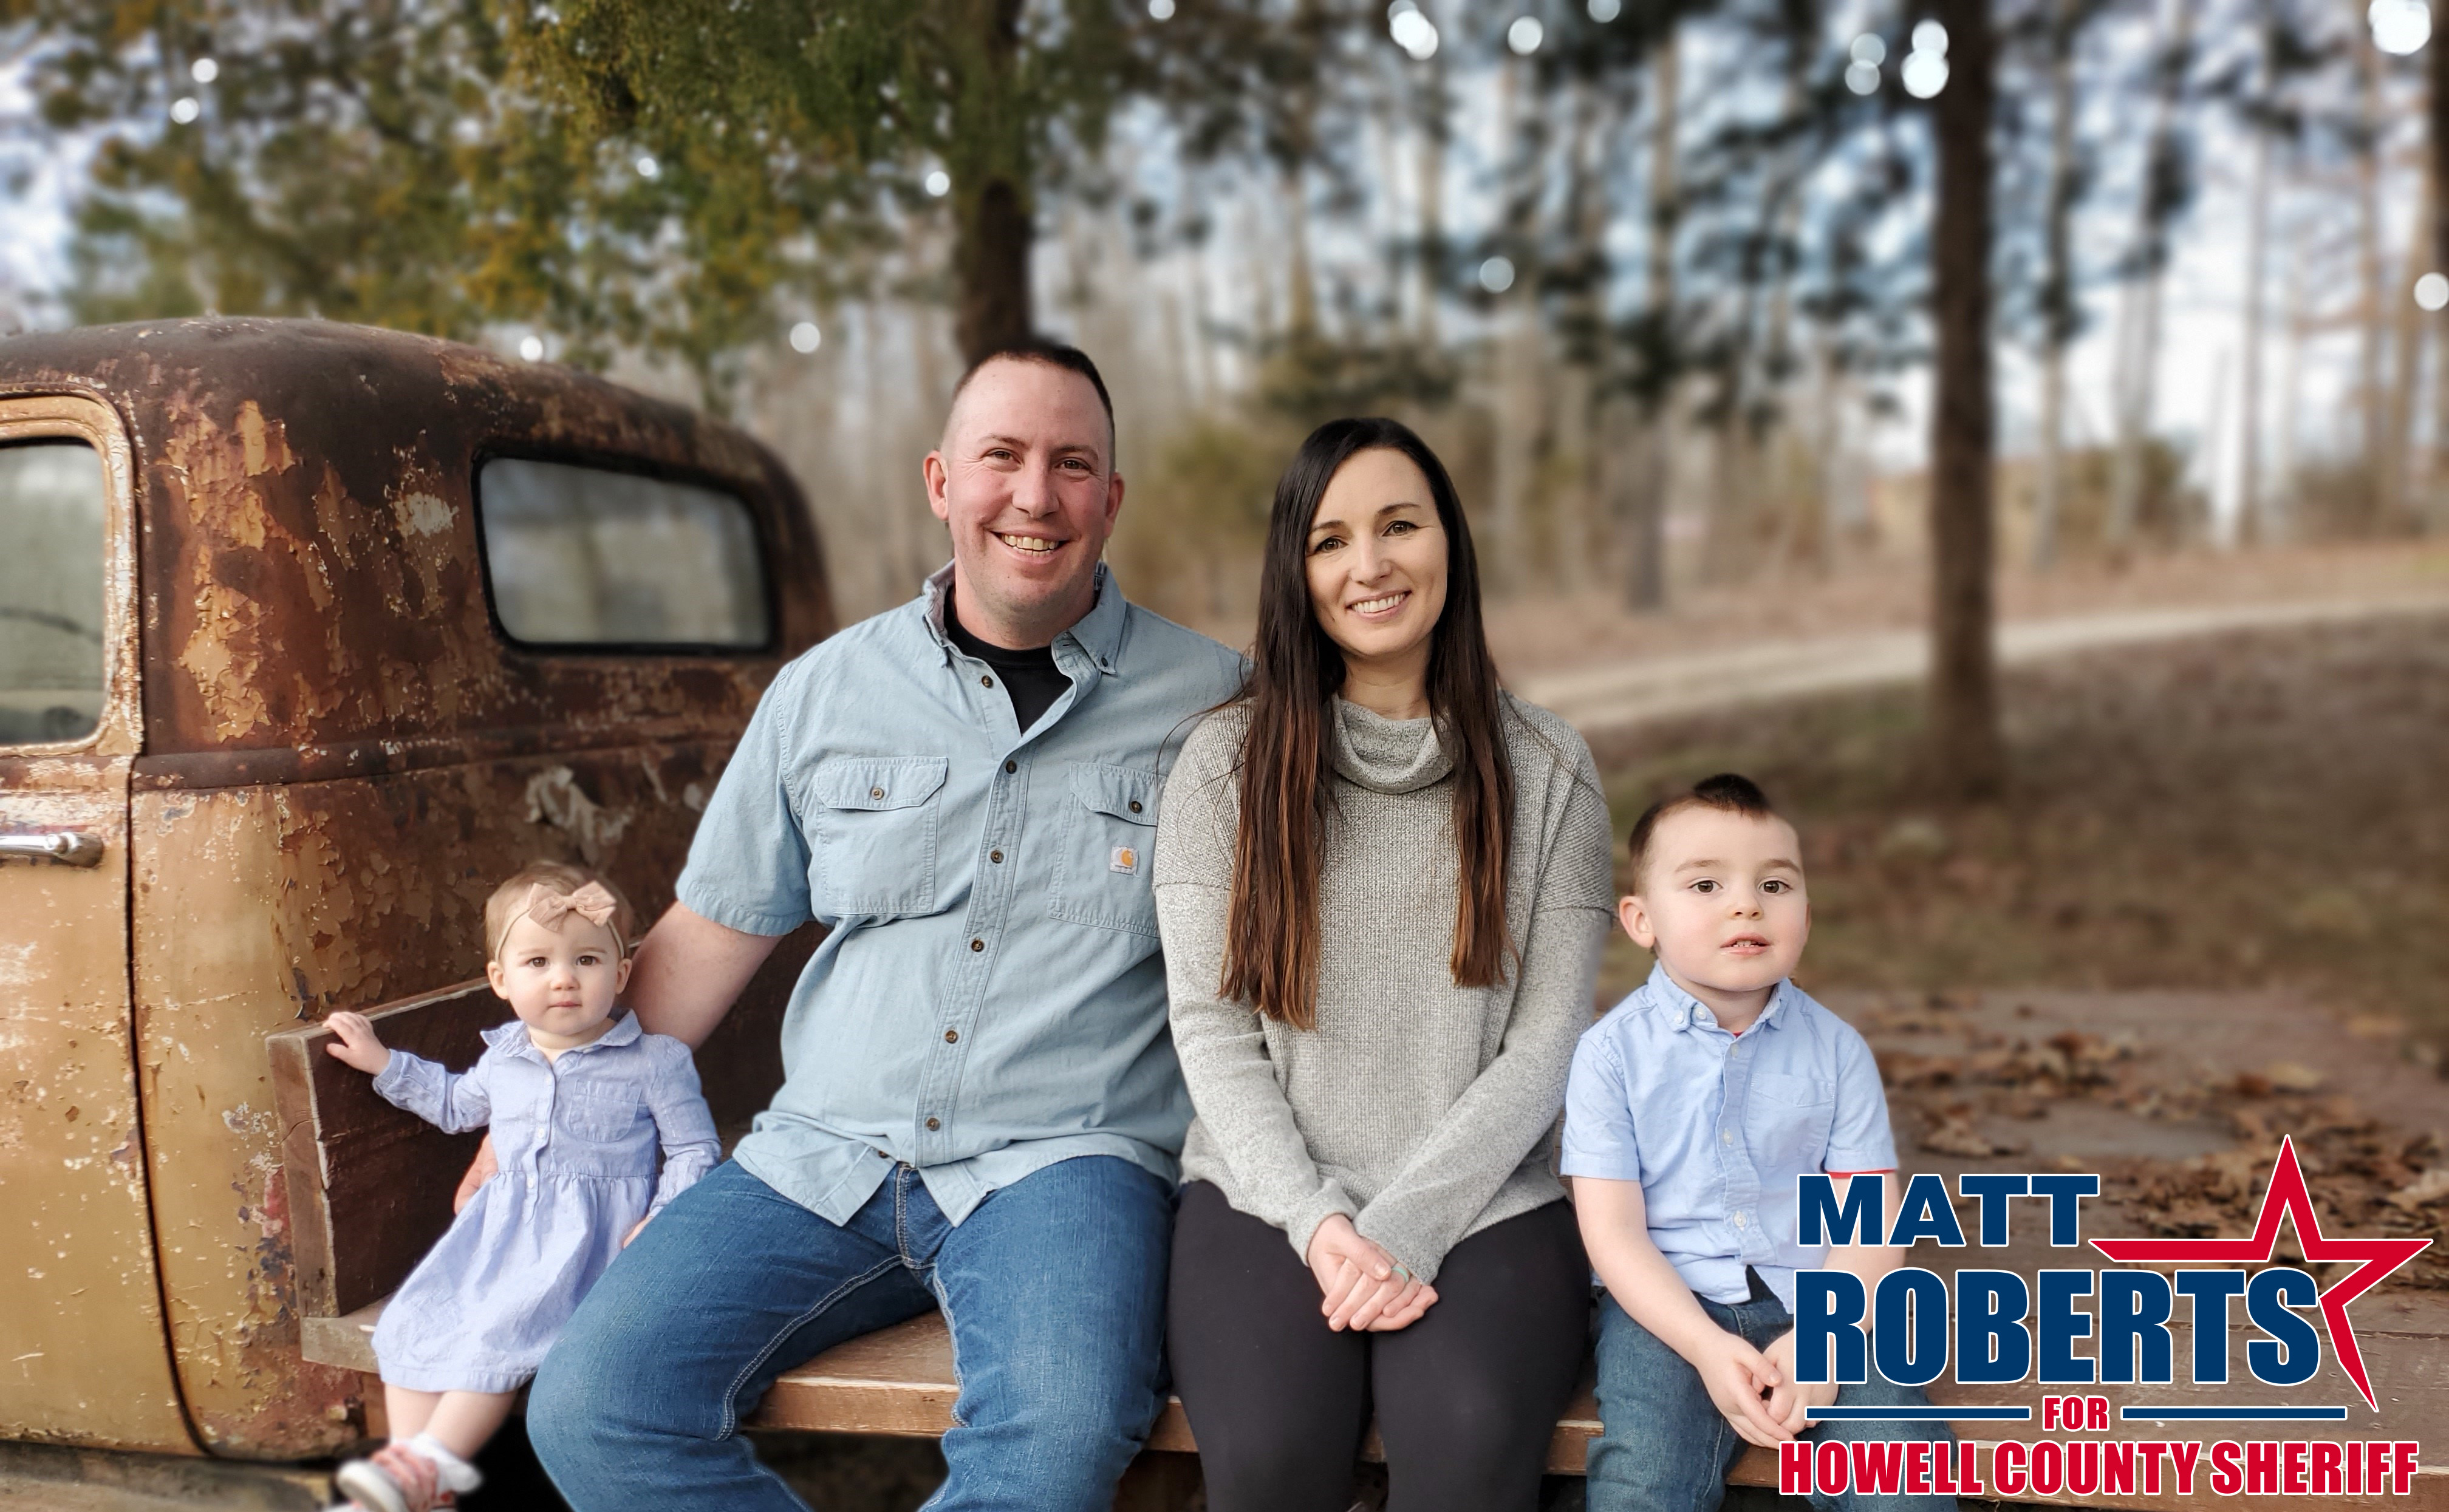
[1154,693,1616,1281]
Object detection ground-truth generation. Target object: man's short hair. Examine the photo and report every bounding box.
[1625,772,1780,892]
[947,339,1116,457]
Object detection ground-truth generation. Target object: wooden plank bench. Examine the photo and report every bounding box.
[272,969,2448,1511]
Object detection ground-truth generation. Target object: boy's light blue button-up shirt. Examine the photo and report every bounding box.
[1560,963,1896,1312]
[678,563,1245,1228]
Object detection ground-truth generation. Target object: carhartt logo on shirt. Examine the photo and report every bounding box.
[1110,846,1139,874]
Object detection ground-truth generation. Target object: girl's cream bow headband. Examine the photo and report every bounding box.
[515,881,625,955]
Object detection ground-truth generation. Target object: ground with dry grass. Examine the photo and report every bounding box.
[1587,610,2449,1063]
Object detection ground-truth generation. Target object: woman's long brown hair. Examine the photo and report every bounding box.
[1221,417,1514,1029]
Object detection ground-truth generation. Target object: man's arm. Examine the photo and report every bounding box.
[627,902,787,1049]
[1574,1175,1792,1446]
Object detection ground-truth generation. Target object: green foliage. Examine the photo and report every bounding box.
[3,0,1150,398]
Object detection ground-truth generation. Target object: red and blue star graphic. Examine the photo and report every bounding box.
[2090,1136,2431,1409]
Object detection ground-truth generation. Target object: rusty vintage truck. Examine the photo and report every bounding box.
[0,316,832,1471]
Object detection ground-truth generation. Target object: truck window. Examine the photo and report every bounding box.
[477,457,771,650]
[0,440,106,745]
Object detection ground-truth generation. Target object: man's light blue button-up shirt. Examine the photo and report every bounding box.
[1560,963,1897,1311]
[678,564,1245,1227]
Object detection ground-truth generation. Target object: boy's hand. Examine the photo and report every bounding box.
[623,1216,650,1248]
[1762,1329,1840,1437]
[322,1012,391,1076]
[1692,1327,1792,1447]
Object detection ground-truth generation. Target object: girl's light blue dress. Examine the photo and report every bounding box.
[366,1012,721,1392]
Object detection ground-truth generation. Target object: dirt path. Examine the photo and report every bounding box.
[1518,588,2449,735]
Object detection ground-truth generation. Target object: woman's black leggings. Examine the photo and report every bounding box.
[1167,1182,1591,1512]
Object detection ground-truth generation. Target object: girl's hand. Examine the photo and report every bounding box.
[622,1216,649,1248]
[1364,1273,1438,1331]
[454,1135,498,1214]
[323,1012,391,1076]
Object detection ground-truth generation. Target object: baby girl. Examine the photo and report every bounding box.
[321,860,721,1512]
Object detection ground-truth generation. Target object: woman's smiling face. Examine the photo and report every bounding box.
[1303,447,1449,678]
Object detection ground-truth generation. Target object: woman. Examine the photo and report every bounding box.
[1155,418,1617,1512]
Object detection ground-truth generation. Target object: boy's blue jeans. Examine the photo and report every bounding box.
[527,1156,1171,1512]
[1585,1278,1960,1512]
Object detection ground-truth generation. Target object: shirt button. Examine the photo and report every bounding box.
[1734,1213,1747,1228]
[1128,799,1143,813]
[989,850,1003,863]
[925,1116,941,1131]
[970,938,985,952]
[1004,760,1017,774]
[944,1029,960,1044]
[1721,1130,1734,1144]
[982,675,994,688]
[869,786,885,800]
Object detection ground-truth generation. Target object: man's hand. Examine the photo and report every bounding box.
[1306,1214,1435,1331]
[1761,1328,1840,1437]
[322,1012,391,1076]
[454,1134,498,1215]
[1692,1326,1792,1447]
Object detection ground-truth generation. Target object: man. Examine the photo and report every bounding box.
[525,341,1245,1511]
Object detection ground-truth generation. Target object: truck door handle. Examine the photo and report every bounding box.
[0,830,105,867]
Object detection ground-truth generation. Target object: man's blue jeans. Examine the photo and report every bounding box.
[1584,1281,1959,1512]
[528,1155,1172,1512]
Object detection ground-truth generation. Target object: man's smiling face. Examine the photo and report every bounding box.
[924,356,1122,649]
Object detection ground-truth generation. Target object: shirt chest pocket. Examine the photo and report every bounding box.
[557,1085,645,1145]
[1048,763,1161,938]
[806,756,950,918]
[1745,1071,1837,1171]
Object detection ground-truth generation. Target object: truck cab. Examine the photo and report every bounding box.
[0,318,830,1461]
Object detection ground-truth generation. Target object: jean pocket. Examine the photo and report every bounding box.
[806,755,949,917]
[1048,763,1161,937]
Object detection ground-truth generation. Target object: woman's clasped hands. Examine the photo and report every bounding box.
[1305,1213,1437,1332]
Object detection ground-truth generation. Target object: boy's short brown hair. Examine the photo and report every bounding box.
[483,860,639,964]
[1624,773,1780,892]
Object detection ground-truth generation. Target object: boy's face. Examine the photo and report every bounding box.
[1620,805,1810,1002]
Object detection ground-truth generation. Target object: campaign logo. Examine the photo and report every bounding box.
[2089,1136,2431,1411]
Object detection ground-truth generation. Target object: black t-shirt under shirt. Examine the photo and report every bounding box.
[945,593,1072,734]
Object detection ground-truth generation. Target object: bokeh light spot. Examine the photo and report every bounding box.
[1508,16,1545,53]
[1478,256,1516,294]
[1850,33,1887,64]
[1588,0,1622,18]
[2416,273,2449,312]
[1846,60,1882,94]
[168,97,200,124]
[1902,51,1949,97]
[1911,19,1949,55]
[2371,0,2431,53]
[1390,7,1441,58]
[518,335,545,362]
[790,321,823,353]
[924,170,952,197]
[1149,0,1176,18]
[635,154,660,179]
[190,58,218,84]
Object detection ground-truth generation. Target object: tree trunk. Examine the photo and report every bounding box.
[2032,0,2077,571]
[2386,168,2436,531]
[2434,33,2449,530]
[2236,122,2270,546]
[948,0,1033,363]
[2353,17,2386,523]
[2108,0,2194,548]
[1928,0,2004,798]
[1622,31,1679,611]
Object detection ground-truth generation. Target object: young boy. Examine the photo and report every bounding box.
[1562,774,1956,1512]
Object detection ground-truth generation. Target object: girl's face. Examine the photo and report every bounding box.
[1303,448,1449,679]
[487,913,631,1051]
